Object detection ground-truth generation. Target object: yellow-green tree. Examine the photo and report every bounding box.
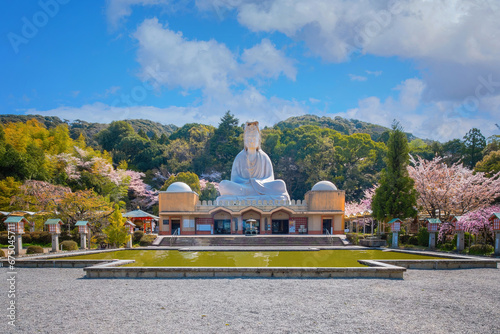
[103,204,129,248]
[0,177,21,210]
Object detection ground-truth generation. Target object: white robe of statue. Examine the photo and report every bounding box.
[217,121,290,202]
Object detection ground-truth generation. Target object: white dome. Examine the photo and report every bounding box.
[312,181,338,191]
[166,182,192,193]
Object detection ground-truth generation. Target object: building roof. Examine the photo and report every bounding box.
[425,218,442,224]
[44,218,63,225]
[451,216,462,222]
[166,182,192,193]
[125,220,136,227]
[311,181,337,191]
[387,218,403,224]
[489,213,500,220]
[123,209,159,219]
[75,221,89,226]
[4,216,27,223]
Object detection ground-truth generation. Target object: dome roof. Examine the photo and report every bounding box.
[312,181,338,191]
[166,182,192,193]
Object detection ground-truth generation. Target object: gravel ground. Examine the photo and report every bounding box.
[1,266,499,334]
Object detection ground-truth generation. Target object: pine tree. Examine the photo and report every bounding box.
[372,121,417,223]
[462,128,486,169]
[103,204,129,248]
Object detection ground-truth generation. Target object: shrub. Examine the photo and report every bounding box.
[61,240,78,251]
[440,243,455,251]
[133,231,144,243]
[0,233,8,245]
[469,244,494,255]
[26,245,44,254]
[22,233,32,244]
[400,234,410,244]
[417,227,429,247]
[408,236,419,246]
[139,234,156,246]
[33,231,52,245]
[0,249,5,257]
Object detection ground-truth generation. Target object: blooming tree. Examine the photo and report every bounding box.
[408,156,500,218]
[460,205,500,245]
[10,180,71,212]
[126,170,158,209]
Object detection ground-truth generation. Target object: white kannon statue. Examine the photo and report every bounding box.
[217,121,290,202]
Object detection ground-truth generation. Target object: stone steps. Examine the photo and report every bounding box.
[157,236,344,247]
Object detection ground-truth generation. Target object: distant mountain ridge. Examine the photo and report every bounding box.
[274,115,417,142]
[0,113,417,144]
[0,115,178,147]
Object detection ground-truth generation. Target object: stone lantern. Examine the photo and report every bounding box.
[44,219,64,252]
[4,216,28,255]
[387,218,402,248]
[75,221,89,250]
[451,216,464,251]
[425,218,442,249]
[488,213,500,255]
[124,220,136,248]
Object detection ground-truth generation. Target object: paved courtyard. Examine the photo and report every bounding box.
[1,266,499,334]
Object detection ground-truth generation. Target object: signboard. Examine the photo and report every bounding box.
[197,224,211,231]
[289,220,295,233]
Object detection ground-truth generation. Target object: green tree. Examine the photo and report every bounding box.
[0,177,22,210]
[475,151,500,177]
[200,183,218,201]
[462,128,486,168]
[372,121,417,222]
[103,204,129,248]
[96,121,135,152]
[206,111,243,179]
[161,171,201,194]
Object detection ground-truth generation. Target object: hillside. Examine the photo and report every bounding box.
[0,115,178,148]
[274,115,416,142]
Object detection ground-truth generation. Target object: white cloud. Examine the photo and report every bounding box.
[28,89,306,128]
[348,74,367,82]
[106,0,172,30]
[366,70,382,76]
[133,18,297,98]
[197,0,500,104]
[339,78,497,141]
[241,39,296,81]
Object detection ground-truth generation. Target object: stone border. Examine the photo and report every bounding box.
[83,262,406,279]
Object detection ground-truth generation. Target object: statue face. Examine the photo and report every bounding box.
[244,125,260,149]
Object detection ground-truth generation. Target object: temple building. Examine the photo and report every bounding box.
[158,121,345,236]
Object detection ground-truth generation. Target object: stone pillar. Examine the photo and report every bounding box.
[495,232,500,256]
[428,232,436,249]
[51,234,60,252]
[126,234,133,249]
[14,234,23,256]
[80,234,87,250]
[392,232,398,248]
[456,231,465,252]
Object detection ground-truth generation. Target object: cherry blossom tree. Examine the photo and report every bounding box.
[408,156,500,218]
[10,180,71,212]
[126,170,158,209]
[460,205,500,245]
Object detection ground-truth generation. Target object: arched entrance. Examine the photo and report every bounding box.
[271,210,290,234]
[242,210,261,234]
[213,210,232,235]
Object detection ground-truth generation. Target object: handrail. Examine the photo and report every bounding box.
[324,228,334,246]
[170,228,180,247]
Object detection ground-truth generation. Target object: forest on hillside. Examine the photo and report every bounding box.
[0,112,498,220]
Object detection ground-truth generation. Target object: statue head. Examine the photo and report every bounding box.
[244,121,261,151]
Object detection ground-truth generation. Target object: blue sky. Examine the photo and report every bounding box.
[1,0,499,141]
